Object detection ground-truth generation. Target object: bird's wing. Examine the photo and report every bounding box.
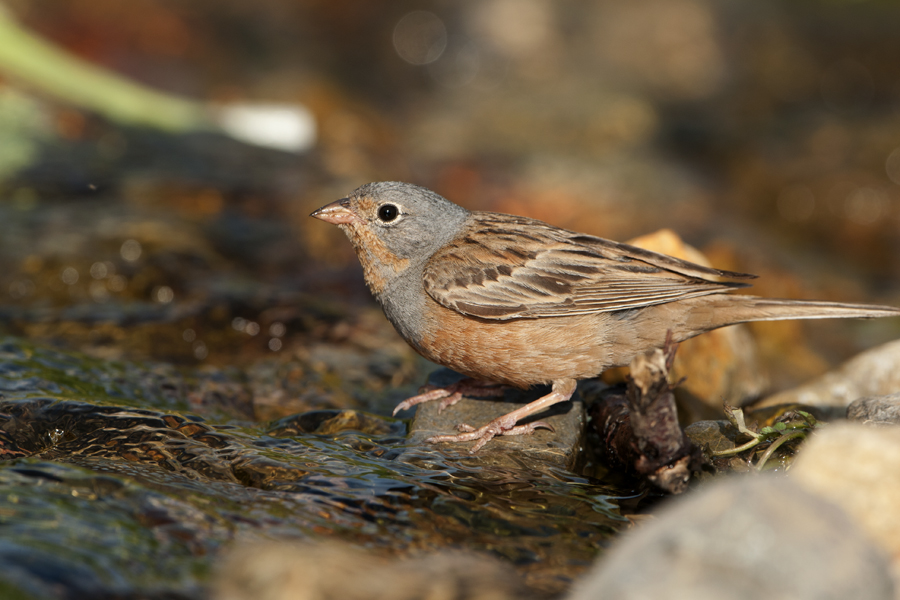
[422,213,755,320]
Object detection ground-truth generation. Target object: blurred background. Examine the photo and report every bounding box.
[0,0,899,390]
[2,2,900,597]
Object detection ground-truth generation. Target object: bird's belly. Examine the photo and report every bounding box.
[416,301,613,387]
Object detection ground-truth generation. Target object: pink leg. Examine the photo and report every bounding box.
[392,378,506,416]
[426,379,577,453]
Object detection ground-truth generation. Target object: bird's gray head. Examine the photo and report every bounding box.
[312,181,470,260]
[310,181,471,295]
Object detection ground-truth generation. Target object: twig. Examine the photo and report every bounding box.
[589,337,702,494]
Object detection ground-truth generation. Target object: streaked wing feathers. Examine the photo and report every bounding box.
[423,213,753,320]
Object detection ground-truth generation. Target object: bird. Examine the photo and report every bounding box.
[311,181,900,452]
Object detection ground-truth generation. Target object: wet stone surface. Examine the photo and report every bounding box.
[405,369,587,470]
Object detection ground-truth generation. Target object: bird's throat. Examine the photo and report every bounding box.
[340,223,410,298]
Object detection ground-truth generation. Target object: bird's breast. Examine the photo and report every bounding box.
[415,298,615,387]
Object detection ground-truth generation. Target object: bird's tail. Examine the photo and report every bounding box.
[674,294,900,338]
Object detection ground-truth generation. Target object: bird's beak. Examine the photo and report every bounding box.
[310,198,358,225]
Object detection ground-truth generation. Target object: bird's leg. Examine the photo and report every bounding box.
[662,329,679,371]
[426,379,577,453]
[392,378,507,416]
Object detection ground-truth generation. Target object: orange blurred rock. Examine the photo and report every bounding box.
[702,242,839,390]
[625,229,769,415]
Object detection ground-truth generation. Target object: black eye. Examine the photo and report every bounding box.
[377,204,399,222]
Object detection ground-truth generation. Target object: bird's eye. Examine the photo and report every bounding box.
[377,204,399,222]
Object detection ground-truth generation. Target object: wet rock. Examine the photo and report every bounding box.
[847,393,900,424]
[792,422,900,566]
[569,476,894,600]
[248,311,429,421]
[404,369,585,470]
[267,409,404,438]
[0,396,306,486]
[0,460,218,600]
[215,541,532,600]
[683,420,742,454]
[756,339,900,410]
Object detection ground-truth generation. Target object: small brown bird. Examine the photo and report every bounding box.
[312,182,900,452]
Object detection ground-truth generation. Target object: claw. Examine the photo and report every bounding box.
[506,421,554,435]
[392,379,506,416]
[436,392,464,413]
[392,386,450,416]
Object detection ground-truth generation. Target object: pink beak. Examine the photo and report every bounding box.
[310,199,358,225]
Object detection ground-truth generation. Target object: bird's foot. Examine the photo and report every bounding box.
[422,378,575,453]
[426,415,554,453]
[392,379,506,416]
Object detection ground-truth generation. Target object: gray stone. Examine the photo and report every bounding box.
[847,393,900,424]
[568,476,894,600]
[684,419,741,453]
[404,369,586,470]
[756,339,900,410]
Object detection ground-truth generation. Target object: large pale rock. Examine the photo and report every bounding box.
[568,476,893,600]
[792,422,900,566]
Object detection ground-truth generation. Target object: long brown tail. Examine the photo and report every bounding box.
[676,294,900,338]
[606,294,899,370]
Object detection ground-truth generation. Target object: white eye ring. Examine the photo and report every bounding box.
[377,204,400,223]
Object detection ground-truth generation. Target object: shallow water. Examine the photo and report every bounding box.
[0,338,628,598]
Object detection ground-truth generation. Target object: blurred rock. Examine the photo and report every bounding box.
[623,229,769,414]
[848,393,900,424]
[792,422,900,567]
[568,476,894,600]
[215,541,531,600]
[588,0,727,100]
[756,339,900,410]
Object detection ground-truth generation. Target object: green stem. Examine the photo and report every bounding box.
[709,436,763,457]
[756,431,806,471]
[0,7,210,131]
